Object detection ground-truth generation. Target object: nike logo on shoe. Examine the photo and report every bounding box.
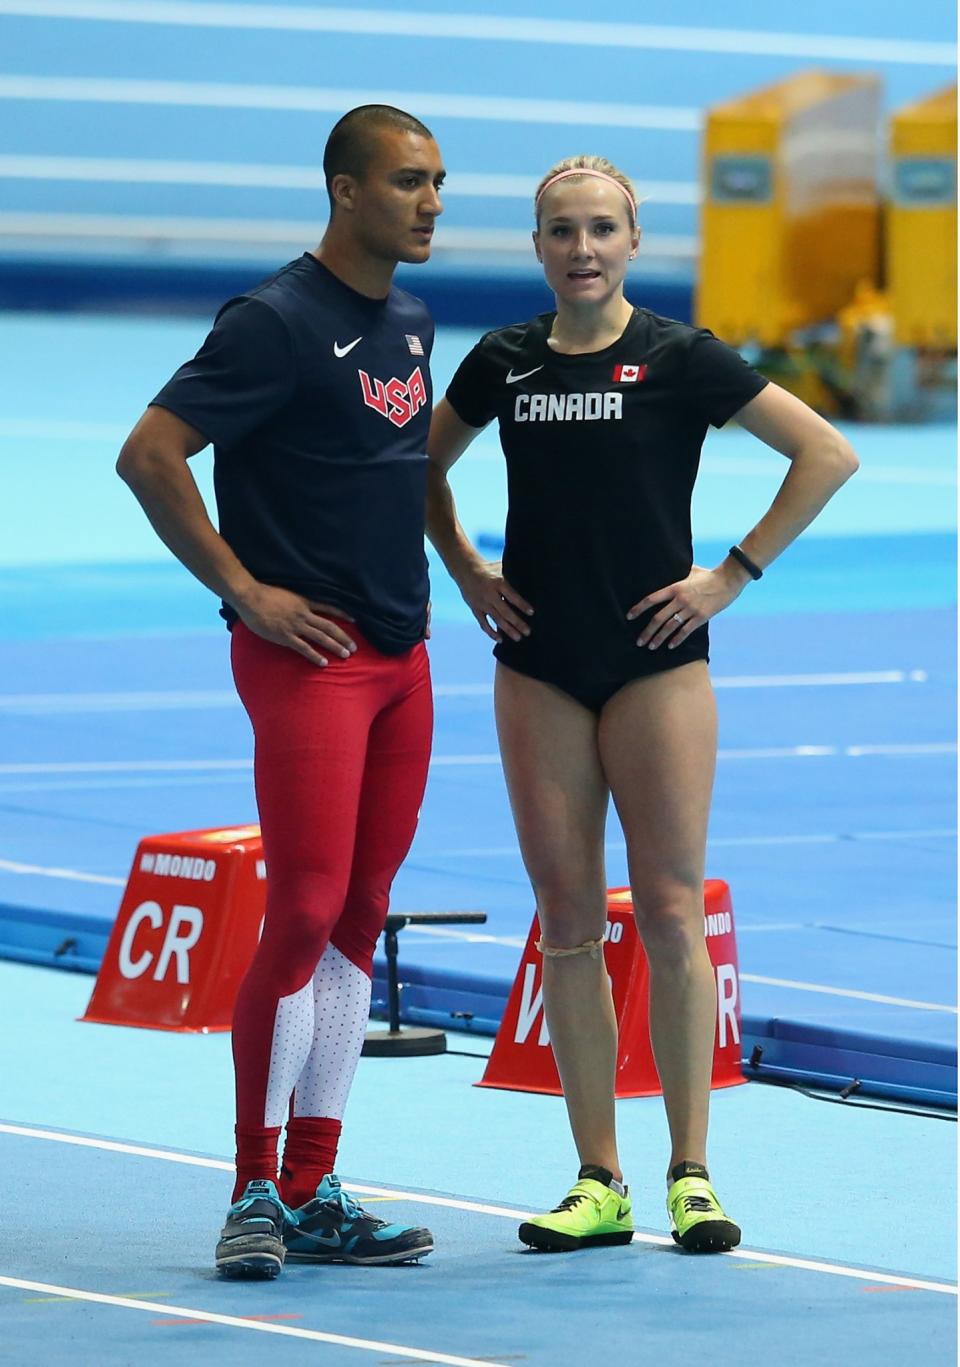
[333,337,362,357]
[506,365,544,384]
[303,1229,341,1248]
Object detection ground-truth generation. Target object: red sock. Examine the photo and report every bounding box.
[279,1116,343,1209]
[232,1123,282,1203]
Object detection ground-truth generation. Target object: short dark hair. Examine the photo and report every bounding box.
[323,105,434,207]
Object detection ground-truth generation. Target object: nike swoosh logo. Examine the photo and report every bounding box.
[505,365,544,384]
[333,337,362,358]
[307,1230,341,1247]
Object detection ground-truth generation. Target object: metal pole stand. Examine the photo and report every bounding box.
[362,911,487,1057]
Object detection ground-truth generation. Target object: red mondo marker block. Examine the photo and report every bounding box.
[478,880,745,1096]
[82,826,266,1033]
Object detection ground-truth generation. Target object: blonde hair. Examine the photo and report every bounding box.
[534,155,638,228]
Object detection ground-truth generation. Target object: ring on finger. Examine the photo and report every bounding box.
[672,612,685,626]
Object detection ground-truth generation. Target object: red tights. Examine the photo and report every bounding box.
[228,621,432,1204]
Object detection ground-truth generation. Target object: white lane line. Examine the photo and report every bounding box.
[0,1276,505,1365]
[434,671,935,694]
[0,690,240,714]
[0,759,252,774]
[0,1125,955,1294]
[0,211,695,260]
[0,1124,238,1169]
[8,834,954,1012]
[403,924,526,948]
[0,671,931,714]
[0,857,124,885]
[718,743,957,759]
[0,156,702,205]
[0,3,953,65]
[0,774,252,796]
[0,683,493,710]
[0,76,701,130]
[0,743,953,776]
[713,670,930,688]
[2,826,952,888]
[393,929,959,1011]
[740,975,958,1013]
[846,742,956,757]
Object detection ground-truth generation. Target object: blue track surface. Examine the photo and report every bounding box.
[1,958,956,1365]
[3,1131,953,1367]
[0,9,956,1365]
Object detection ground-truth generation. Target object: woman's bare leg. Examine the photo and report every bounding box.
[494,664,620,1177]
[598,661,718,1179]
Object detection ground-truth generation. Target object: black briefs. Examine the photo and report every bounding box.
[493,622,709,715]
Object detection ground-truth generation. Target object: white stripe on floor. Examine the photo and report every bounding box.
[0,155,702,204]
[0,1125,955,1294]
[0,849,952,1011]
[739,974,957,1013]
[3,742,952,775]
[0,1274,507,1365]
[0,76,701,130]
[0,2,952,65]
[0,671,931,713]
[0,857,124,885]
[2,825,953,887]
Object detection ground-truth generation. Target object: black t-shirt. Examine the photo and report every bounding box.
[151,253,434,654]
[445,308,767,670]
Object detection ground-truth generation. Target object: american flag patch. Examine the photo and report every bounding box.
[613,363,647,383]
[405,334,424,356]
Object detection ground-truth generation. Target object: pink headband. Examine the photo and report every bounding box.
[535,168,637,218]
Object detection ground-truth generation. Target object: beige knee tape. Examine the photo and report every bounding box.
[535,937,604,960]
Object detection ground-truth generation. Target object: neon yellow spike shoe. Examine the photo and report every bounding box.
[518,1165,634,1252]
[667,1162,741,1252]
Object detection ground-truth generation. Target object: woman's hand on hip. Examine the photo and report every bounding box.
[628,563,746,650]
[458,561,534,642]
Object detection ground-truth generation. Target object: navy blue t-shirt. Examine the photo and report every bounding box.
[151,253,434,654]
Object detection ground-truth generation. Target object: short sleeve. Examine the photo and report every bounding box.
[684,330,768,428]
[445,337,501,428]
[150,297,297,448]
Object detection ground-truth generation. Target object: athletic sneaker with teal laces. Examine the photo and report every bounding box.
[215,1178,288,1279]
[282,1173,434,1264]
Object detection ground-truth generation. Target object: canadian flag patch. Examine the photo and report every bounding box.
[612,363,647,383]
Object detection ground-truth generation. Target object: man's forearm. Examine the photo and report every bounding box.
[118,447,258,611]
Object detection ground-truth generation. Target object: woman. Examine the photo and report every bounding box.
[426,155,858,1254]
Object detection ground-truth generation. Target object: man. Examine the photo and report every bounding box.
[117,105,445,1278]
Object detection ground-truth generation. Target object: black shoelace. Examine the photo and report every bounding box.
[681,1194,716,1214]
[551,1190,596,1214]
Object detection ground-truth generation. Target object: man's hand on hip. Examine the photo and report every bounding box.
[237,584,358,666]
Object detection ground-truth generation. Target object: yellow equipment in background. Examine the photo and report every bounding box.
[697,71,882,350]
[887,84,957,350]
